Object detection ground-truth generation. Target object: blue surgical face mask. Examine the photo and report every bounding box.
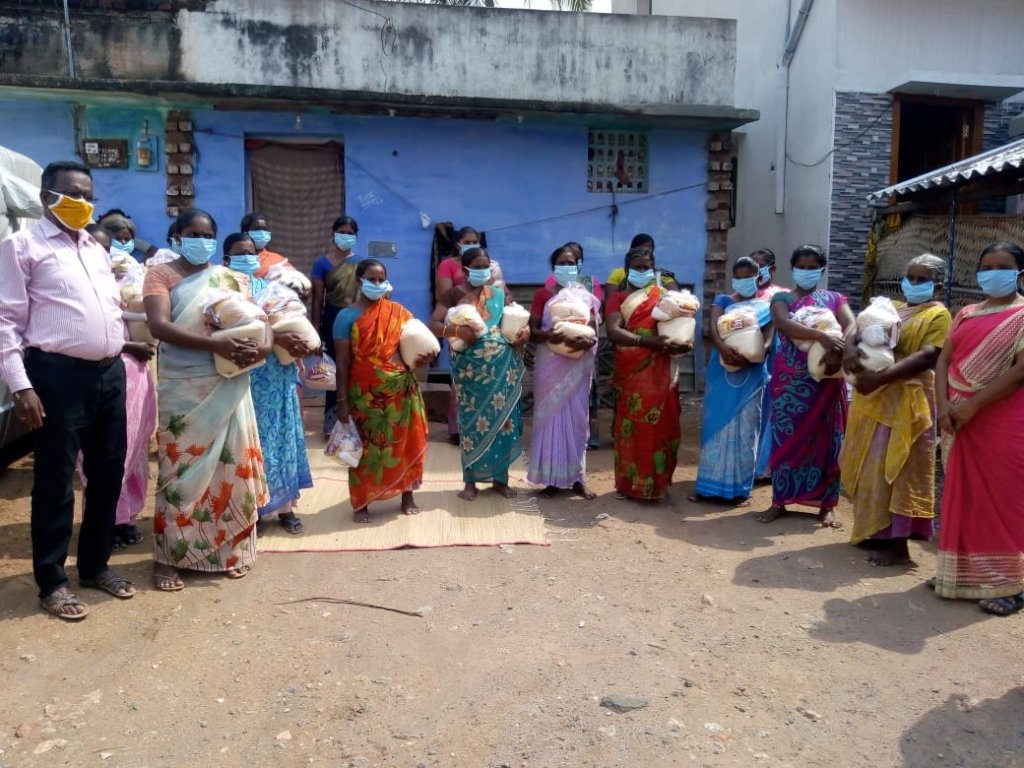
[901,277,935,305]
[459,242,480,256]
[732,276,758,298]
[361,279,391,301]
[334,233,357,252]
[467,267,492,287]
[627,268,655,288]
[758,265,772,284]
[553,264,579,287]
[169,240,182,255]
[111,239,134,254]
[977,269,1022,298]
[180,236,217,266]
[229,254,260,276]
[792,267,823,290]
[247,230,272,249]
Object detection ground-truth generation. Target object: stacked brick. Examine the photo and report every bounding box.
[164,110,195,217]
[704,132,734,329]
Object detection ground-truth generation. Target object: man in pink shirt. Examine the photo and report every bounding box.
[0,160,137,620]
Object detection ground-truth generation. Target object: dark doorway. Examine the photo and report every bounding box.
[891,97,983,184]
[245,139,344,275]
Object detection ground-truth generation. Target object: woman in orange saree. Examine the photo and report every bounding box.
[335,259,435,523]
[934,242,1024,615]
[605,246,691,501]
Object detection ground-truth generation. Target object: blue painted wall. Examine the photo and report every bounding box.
[0,96,709,360]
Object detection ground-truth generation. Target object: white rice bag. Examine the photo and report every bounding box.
[500,302,531,342]
[651,289,700,321]
[845,296,901,375]
[717,308,764,371]
[548,320,596,359]
[445,304,487,352]
[791,306,841,352]
[808,332,845,381]
[258,281,306,324]
[266,263,312,295]
[271,314,321,365]
[211,320,267,378]
[399,318,441,368]
[548,292,591,324]
[203,290,268,329]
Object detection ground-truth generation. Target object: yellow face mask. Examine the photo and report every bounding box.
[47,193,95,231]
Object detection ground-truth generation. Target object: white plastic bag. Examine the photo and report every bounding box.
[717,308,764,371]
[203,290,268,329]
[303,354,337,391]
[808,332,845,381]
[325,418,363,468]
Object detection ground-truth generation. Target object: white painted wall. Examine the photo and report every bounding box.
[613,0,1024,277]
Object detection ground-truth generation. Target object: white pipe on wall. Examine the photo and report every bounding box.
[775,0,815,214]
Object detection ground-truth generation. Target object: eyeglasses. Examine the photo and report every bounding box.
[47,190,98,204]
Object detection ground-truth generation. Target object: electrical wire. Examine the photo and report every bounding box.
[786,101,890,168]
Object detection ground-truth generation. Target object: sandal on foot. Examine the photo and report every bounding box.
[225,565,251,579]
[80,570,136,599]
[153,572,184,592]
[980,594,1024,617]
[116,524,144,547]
[278,514,303,535]
[40,586,89,621]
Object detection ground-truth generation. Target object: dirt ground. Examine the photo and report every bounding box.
[0,400,1022,768]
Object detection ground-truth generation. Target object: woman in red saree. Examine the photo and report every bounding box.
[335,259,436,523]
[934,242,1024,615]
[606,246,691,501]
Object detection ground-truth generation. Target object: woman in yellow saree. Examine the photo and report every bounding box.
[840,254,952,565]
[335,260,435,523]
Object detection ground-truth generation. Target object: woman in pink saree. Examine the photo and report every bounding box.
[934,242,1024,616]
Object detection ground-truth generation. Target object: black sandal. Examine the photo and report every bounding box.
[117,524,144,546]
[980,594,1024,617]
[279,513,303,535]
[79,570,136,599]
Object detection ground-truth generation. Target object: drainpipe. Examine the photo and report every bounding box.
[62,0,76,78]
[774,0,814,214]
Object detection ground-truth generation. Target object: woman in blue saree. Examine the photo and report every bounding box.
[692,256,775,504]
[223,233,314,535]
[430,247,530,501]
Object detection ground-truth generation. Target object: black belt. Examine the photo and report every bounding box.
[25,348,119,368]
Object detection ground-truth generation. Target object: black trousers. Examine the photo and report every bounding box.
[25,351,127,598]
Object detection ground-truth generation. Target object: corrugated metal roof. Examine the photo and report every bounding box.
[867,137,1024,202]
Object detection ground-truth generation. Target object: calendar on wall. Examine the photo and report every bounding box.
[81,139,129,169]
[587,130,647,194]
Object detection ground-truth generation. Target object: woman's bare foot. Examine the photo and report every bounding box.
[571,481,597,500]
[153,563,184,592]
[492,482,518,499]
[867,539,913,566]
[401,492,421,515]
[353,507,371,523]
[818,508,843,529]
[458,483,478,501]
[756,505,788,523]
